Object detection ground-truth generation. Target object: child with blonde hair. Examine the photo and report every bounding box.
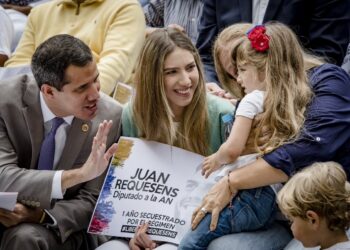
[202,22,315,178]
[179,22,320,250]
[278,162,350,250]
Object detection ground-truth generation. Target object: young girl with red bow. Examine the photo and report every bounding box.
[179,22,320,250]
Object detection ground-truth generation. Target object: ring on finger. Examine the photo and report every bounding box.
[200,207,208,214]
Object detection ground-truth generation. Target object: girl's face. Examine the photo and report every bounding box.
[236,63,266,94]
[163,47,199,119]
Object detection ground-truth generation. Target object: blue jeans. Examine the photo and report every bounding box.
[178,186,276,250]
[207,221,292,250]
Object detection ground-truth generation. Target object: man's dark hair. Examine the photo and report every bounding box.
[31,34,93,90]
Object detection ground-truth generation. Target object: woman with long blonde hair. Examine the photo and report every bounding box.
[122,28,233,157]
[97,28,233,250]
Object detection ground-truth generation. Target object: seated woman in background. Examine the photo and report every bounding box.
[205,24,250,104]
[97,28,234,250]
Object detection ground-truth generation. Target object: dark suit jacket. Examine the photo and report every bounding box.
[0,75,122,242]
[197,0,350,83]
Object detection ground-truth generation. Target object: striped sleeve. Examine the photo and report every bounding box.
[144,0,164,27]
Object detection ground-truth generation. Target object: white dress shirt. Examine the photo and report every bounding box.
[252,0,269,25]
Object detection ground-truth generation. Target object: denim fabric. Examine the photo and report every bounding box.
[207,221,292,250]
[178,186,276,250]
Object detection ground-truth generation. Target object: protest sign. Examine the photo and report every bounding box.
[88,137,218,244]
[88,137,257,244]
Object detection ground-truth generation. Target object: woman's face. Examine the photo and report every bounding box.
[163,47,199,120]
[219,49,237,80]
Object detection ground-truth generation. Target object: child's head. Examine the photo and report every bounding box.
[133,28,209,155]
[230,22,315,153]
[213,23,252,98]
[278,162,350,248]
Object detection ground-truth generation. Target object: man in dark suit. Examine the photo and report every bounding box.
[198,0,350,84]
[0,34,122,249]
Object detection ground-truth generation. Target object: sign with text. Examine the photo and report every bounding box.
[88,137,218,244]
[88,137,257,244]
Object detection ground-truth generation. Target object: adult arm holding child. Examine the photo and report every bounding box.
[193,158,288,230]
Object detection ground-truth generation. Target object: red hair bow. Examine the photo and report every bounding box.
[247,25,270,52]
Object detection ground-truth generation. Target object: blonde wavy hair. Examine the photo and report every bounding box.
[214,23,324,99]
[219,22,325,153]
[133,28,209,155]
[277,162,350,231]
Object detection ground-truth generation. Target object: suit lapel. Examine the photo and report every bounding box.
[238,0,253,22]
[56,118,91,170]
[22,77,44,169]
[263,0,283,22]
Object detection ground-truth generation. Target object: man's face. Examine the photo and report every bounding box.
[53,62,100,120]
[175,164,216,221]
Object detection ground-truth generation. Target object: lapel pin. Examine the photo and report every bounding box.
[82,123,89,132]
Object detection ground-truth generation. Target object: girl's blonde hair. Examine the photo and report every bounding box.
[214,23,324,97]
[133,28,209,155]
[277,162,350,232]
[213,23,252,99]
[229,22,324,153]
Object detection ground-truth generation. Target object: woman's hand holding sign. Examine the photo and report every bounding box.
[129,223,158,250]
